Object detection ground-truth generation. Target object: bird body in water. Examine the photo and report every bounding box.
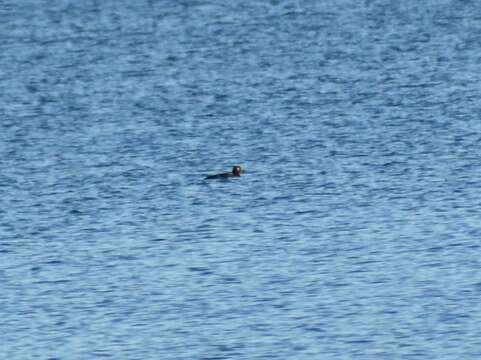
[205,165,242,180]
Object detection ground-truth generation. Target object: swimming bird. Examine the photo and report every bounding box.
[205,165,242,180]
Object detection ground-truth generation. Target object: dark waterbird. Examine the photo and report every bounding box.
[205,165,243,180]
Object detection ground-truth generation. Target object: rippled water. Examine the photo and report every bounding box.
[2,1,481,359]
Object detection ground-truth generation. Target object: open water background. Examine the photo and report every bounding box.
[2,0,481,359]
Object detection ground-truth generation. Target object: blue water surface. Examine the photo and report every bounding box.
[2,0,481,359]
